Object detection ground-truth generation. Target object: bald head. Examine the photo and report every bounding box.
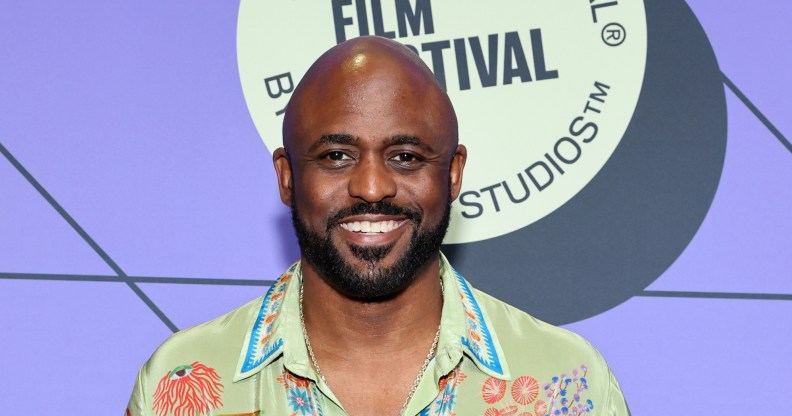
[282,36,458,153]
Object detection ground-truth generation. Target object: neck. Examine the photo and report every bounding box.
[300,255,444,358]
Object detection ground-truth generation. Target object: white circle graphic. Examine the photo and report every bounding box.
[238,0,647,243]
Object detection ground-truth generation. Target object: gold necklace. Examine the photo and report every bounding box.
[299,282,442,416]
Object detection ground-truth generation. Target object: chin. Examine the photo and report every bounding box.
[291,200,451,301]
[325,249,420,301]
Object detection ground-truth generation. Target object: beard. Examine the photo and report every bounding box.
[291,198,451,301]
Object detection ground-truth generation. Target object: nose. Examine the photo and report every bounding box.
[347,155,397,202]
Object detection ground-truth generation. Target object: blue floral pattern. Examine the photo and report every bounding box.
[419,367,467,416]
[278,370,324,416]
[542,365,593,416]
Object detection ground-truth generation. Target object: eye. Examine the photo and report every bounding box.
[392,152,418,163]
[168,364,193,380]
[324,151,351,161]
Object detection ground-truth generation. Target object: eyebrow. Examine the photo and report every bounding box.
[308,134,435,152]
[387,135,435,152]
[308,134,357,152]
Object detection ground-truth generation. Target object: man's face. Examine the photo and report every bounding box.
[275,53,465,300]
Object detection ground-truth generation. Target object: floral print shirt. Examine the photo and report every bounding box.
[127,254,629,416]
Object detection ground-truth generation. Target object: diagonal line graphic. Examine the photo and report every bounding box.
[0,272,275,286]
[639,290,792,301]
[3,271,791,302]
[0,141,179,332]
[722,71,792,154]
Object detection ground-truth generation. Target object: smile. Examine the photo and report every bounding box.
[339,220,402,234]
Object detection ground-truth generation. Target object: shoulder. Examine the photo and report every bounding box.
[473,288,628,414]
[137,295,262,387]
[126,296,267,414]
[156,295,260,358]
[474,288,600,362]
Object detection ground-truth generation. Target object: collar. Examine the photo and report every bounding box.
[233,254,510,382]
[435,253,510,380]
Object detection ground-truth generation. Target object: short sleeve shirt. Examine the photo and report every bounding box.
[127,254,629,416]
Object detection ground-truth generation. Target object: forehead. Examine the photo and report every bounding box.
[285,53,456,151]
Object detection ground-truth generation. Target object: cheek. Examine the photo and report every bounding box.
[398,173,449,210]
[294,174,348,216]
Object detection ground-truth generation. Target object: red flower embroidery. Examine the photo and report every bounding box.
[277,371,310,388]
[500,405,519,415]
[453,370,468,387]
[511,376,539,405]
[484,405,518,416]
[482,377,507,404]
[534,400,547,416]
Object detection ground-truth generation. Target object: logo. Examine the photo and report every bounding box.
[238,0,726,324]
[238,0,646,244]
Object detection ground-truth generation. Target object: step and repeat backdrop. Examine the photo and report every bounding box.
[1,1,790,414]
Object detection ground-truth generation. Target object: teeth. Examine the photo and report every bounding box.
[340,220,399,233]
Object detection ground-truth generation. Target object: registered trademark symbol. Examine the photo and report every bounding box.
[602,22,626,46]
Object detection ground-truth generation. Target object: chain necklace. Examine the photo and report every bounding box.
[299,282,442,416]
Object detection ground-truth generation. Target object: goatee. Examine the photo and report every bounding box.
[291,200,450,301]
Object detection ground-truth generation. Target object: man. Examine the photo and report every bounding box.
[127,36,629,416]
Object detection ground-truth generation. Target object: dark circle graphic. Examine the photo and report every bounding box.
[602,23,626,46]
[443,0,727,325]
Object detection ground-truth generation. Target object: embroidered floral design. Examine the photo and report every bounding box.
[420,368,467,416]
[288,388,312,414]
[511,376,539,406]
[542,365,593,416]
[435,388,457,413]
[241,265,297,373]
[485,405,520,416]
[452,270,503,375]
[278,370,323,416]
[482,377,507,404]
[533,400,548,416]
[277,371,310,389]
[480,373,557,415]
[152,362,223,416]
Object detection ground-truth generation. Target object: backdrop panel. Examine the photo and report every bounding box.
[0,1,789,414]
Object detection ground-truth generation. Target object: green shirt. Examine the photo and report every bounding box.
[127,255,629,416]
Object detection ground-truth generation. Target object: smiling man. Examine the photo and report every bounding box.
[127,37,629,416]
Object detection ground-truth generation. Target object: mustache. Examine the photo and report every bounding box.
[326,202,422,231]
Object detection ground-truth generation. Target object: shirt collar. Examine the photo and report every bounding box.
[436,253,510,380]
[233,254,510,382]
[233,261,298,382]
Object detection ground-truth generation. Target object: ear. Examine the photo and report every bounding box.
[272,147,294,206]
[449,144,467,202]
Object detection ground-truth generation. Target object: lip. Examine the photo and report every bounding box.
[334,215,410,246]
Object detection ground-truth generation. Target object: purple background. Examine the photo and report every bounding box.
[0,1,789,414]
